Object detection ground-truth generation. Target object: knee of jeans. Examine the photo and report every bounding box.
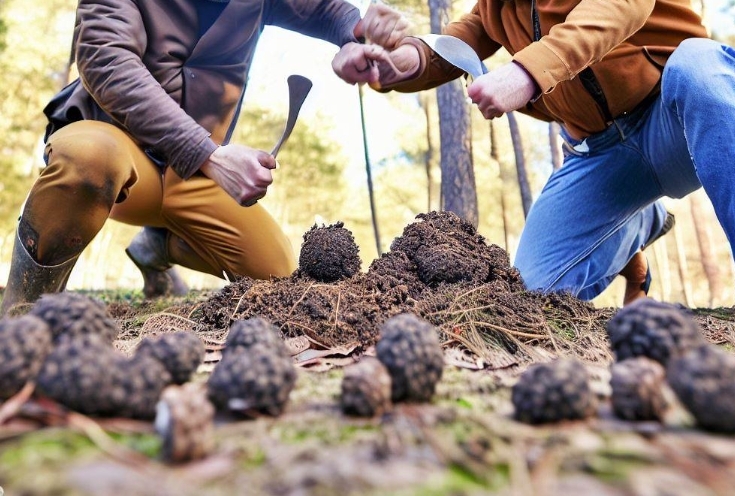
[663,38,717,97]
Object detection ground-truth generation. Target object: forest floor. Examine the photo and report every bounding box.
[2,211,735,495]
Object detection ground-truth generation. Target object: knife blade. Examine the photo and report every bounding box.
[415,34,488,79]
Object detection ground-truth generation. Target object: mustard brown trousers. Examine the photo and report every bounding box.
[20,120,296,280]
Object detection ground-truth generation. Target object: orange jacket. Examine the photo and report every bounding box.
[392,0,708,139]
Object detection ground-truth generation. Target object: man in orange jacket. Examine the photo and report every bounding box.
[333,0,732,305]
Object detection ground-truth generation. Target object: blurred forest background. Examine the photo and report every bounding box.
[0,0,733,308]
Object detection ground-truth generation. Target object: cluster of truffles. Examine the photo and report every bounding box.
[0,292,205,420]
[511,358,596,424]
[298,222,361,282]
[207,317,297,417]
[606,297,735,432]
[341,313,444,417]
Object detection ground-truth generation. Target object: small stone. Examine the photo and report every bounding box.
[610,357,670,421]
[156,383,216,463]
[340,357,392,417]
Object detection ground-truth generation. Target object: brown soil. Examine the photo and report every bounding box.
[3,210,735,495]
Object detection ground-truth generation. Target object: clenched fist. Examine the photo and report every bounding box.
[354,2,412,49]
[199,144,276,207]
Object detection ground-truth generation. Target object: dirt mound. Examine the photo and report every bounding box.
[196,211,610,359]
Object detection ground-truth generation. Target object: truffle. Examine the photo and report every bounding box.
[606,297,705,366]
[512,358,597,424]
[30,292,120,345]
[0,315,53,400]
[207,344,297,417]
[37,334,172,418]
[375,313,444,402]
[298,222,361,282]
[225,317,289,358]
[610,357,670,421]
[340,357,392,417]
[155,383,216,463]
[667,345,735,433]
[136,331,205,384]
[36,334,121,416]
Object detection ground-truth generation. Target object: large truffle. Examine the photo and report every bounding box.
[606,298,705,366]
[37,334,172,418]
[29,292,120,345]
[0,315,53,400]
[298,222,361,282]
[207,344,297,417]
[225,317,289,358]
[340,357,392,417]
[36,334,122,416]
[136,331,205,384]
[375,313,444,402]
[667,345,735,433]
[155,383,216,463]
[610,357,670,421]
[512,358,597,424]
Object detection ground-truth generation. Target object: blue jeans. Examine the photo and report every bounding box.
[514,38,735,300]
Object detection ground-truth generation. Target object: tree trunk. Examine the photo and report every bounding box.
[689,192,724,306]
[490,121,511,252]
[507,112,532,218]
[429,0,478,227]
[420,92,436,212]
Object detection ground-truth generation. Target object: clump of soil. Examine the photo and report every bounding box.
[298,222,361,282]
[196,211,611,360]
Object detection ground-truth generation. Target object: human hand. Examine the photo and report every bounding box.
[199,144,276,207]
[332,42,420,87]
[466,62,539,119]
[354,2,412,49]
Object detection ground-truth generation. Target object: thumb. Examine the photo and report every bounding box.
[353,19,366,41]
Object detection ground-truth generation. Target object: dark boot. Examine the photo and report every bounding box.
[125,227,189,299]
[1,231,78,316]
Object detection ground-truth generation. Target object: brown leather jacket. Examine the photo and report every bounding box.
[44,0,360,179]
[391,0,708,139]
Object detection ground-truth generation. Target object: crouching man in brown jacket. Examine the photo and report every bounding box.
[0,0,410,314]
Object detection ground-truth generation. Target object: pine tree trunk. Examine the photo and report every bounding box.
[429,0,478,227]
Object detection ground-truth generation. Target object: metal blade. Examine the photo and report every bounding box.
[271,75,313,158]
[416,34,487,79]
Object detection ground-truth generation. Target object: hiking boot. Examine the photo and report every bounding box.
[125,227,189,299]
